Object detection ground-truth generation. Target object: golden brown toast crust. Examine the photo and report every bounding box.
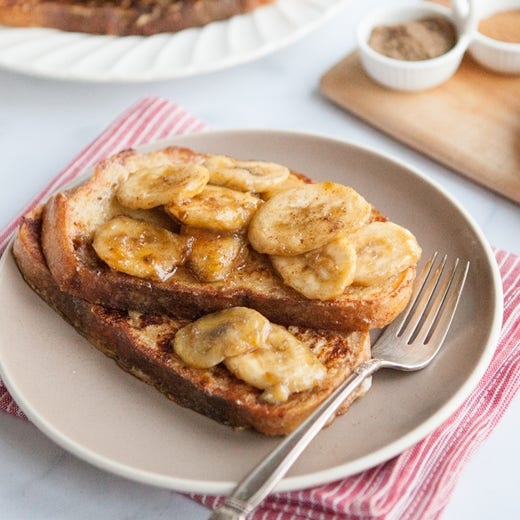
[14,207,371,436]
[0,0,275,36]
[41,145,416,333]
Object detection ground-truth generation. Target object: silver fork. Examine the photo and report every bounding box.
[210,253,469,520]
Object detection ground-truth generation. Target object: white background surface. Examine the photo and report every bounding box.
[1,0,519,518]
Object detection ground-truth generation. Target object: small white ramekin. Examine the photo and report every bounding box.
[469,0,520,74]
[357,2,474,91]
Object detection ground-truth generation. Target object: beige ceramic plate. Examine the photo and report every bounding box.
[0,130,502,494]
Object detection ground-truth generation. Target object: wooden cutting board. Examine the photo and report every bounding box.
[320,52,520,205]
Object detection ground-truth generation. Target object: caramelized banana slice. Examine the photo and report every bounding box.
[261,173,308,201]
[271,236,357,300]
[183,227,247,282]
[173,307,272,369]
[204,155,290,192]
[248,182,371,256]
[117,163,209,209]
[352,221,422,286]
[165,185,261,232]
[92,216,189,281]
[225,325,327,403]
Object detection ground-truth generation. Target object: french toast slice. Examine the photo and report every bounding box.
[13,206,372,436]
[41,145,418,334]
[0,0,275,36]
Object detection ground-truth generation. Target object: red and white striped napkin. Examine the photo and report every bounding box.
[1,97,519,519]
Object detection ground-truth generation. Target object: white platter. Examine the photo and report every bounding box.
[0,0,350,82]
[0,130,503,494]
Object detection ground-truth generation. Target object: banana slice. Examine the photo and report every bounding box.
[261,173,308,201]
[270,236,357,300]
[248,182,371,256]
[204,155,290,192]
[117,163,209,209]
[183,227,247,282]
[173,307,272,369]
[225,324,326,403]
[351,221,422,286]
[92,216,189,281]
[165,185,262,232]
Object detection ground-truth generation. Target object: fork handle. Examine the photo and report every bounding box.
[210,358,384,519]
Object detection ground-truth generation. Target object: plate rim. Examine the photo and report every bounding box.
[0,129,504,494]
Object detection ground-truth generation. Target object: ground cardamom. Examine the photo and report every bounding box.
[368,16,457,61]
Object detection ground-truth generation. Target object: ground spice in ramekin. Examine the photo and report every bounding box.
[369,16,457,61]
[478,9,520,43]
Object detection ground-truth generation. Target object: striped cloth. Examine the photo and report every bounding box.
[1,97,519,519]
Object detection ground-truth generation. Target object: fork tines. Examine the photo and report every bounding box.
[397,252,470,345]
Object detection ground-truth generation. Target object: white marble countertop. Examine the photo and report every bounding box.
[1,0,519,518]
